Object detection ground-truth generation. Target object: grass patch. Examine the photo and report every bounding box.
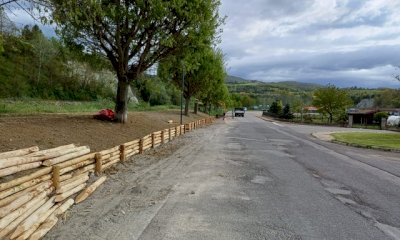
[331,132,400,151]
[0,99,180,115]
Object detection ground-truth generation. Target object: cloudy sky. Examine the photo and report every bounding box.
[219,0,400,88]
[6,0,400,88]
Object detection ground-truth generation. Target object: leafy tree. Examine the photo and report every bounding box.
[198,50,228,113]
[312,85,353,123]
[269,100,283,115]
[373,112,389,125]
[159,46,223,116]
[281,104,294,119]
[49,0,222,123]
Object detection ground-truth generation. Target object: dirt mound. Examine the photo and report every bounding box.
[0,110,209,152]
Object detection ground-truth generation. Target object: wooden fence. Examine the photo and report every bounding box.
[0,117,213,239]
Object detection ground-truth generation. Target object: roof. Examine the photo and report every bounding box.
[303,106,318,111]
[347,109,378,115]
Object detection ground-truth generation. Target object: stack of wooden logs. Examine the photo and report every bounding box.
[0,118,214,239]
[141,134,153,152]
[94,146,121,174]
[122,139,140,160]
[0,144,106,240]
[0,145,90,178]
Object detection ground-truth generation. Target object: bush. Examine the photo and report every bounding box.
[373,112,389,124]
[280,104,294,119]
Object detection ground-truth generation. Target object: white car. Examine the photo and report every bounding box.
[387,115,400,126]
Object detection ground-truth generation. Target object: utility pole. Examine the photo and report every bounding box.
[180,62,185,125]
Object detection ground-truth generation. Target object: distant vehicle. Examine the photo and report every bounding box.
[234,107,245,117]
[243,107,247,111]
[387,116,400,126]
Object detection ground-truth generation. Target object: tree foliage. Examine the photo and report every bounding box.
[312,85,353,123]
[269,100,283,115]
[0,25,115,100]
[49,0,222,122]
[159,47,226,115]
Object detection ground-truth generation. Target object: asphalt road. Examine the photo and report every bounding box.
[46,111,400,240]
[137,112,400,240]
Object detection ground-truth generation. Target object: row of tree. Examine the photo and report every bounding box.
[0,1,230,122]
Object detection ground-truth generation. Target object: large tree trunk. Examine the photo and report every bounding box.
[115,80,130,123]
[184,98,190,116]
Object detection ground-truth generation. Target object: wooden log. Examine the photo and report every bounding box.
[0,197,47,239]
[0,174,51,200]
[72,164,95,177]
[55,183,86,202]
[99,150,120,160]
[125,148,139,155]
[119,145,125,162]
[75,176,107,204]
[0,162,42,178]
[17,198,73,240]
[0,191,48,229]
[56,174,89,194]
[60,172,88,185]
[102,158,119,171]
[59,158,95,175]
[0,167,52,192]
[123,139,140,147]
[0,186,45,218]
[59,174,72,182]
[15,202,60,240]
[27,145,82,160]
[102,155,119,165]
[42,147,90,166]
[27,144,75,156]
[169,128,172,141]
[52,166,60,190]
[99,146,120,156]
[95,153,102,176]
[53,198,74,215]
[142,144,152,151]
[151,133,155,148]
[55,153,95,169]
[126,150,139,158]
[28,215,58,240]
[10,197,55,239]
[139,138,144,154]
[0,146,39,159]
[125,145,140,152]
[0,180,52,207]
[0,145,80,170]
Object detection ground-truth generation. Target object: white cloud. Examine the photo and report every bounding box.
[220,0,400,88]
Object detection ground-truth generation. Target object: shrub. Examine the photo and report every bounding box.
[373,112,389,124]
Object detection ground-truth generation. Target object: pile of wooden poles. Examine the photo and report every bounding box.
[0,117,214,239]
[0,145,107,240]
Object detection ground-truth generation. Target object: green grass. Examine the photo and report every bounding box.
[331,132,400,151]
[0,99,180,115]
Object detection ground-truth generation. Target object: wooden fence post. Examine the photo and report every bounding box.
[120,145,125,162]
[161,131,165,144]
[169,128,172,141]
[139,138,144,154]
[95,153,102,176]
[151,133,155,148]
[52,166,60,190]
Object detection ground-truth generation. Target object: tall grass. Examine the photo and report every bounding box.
[0,99,180,115]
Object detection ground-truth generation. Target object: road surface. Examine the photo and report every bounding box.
[46,112,400,240]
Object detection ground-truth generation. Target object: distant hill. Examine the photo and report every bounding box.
[225,75,385,108]
[225,75,321,90]
[225,75,262,84]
